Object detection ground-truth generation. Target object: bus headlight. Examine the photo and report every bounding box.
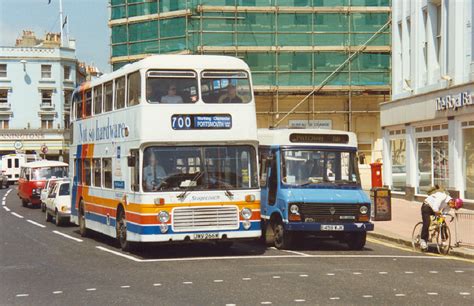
[243,220,251,230]
[158,211,170,223]
[159,223,169,233]
[241,208,252,220]
[360,205,368,215]
[290,204,299,214]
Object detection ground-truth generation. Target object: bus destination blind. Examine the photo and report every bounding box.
[171,114,232,130]
[289,133,349,144]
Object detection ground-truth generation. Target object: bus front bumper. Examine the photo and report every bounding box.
[285,222,374,232]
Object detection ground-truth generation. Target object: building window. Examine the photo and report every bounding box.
[463,127,474,200]
[435,4,442,68]
[422,9,428,74]
[64,114,70,129]
[102,158,112,188]
[0,89,8,104]
[0,64,6,78]
[0,119,9,129]
[41,65,52,79]
[41,90,53,106]
[41,119,53,129]
[64,65,71,80]
[390,138,406,192]
[64,90,73,106]
[417,135,449,194]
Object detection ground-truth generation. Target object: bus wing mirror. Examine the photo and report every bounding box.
[127,156,136,167]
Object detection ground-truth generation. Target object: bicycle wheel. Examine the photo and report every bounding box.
[436,224,451,255]
[411,222,424,252]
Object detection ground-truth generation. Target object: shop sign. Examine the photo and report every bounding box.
[0,132,45,140]
[435,91,473,111]
[289,119,332,129]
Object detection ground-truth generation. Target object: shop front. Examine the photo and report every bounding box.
[381,82,474,202]
[0,130,69,162]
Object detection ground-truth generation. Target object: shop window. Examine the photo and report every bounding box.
[417,137,432,194]
[417,135,449,194]
[391,138,406,192]
[433,135,449,189]
[463,128,474,199]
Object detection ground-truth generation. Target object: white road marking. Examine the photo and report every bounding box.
[53,291,63,295]
[11,212,24,218]
[16,294,29,297]
[153,283,162,287]
[329,297,340,300]
[242,277,251,281]
[95,246,453,263]
[183,281,192,285]
[2,200,5,205]
[427,292,438,295]
[429,271,438,274]
[294,299,305,302]
[120,285,130,288]
[353,272,362,275]
[3,206,10,211]
[226,304,236,306]
[86,288,96,291]
[213,280,223,283]
[460,292,471,296]
[378,272,388,274]
[362,295,373,298]
[275,248,311,257]
[455,270,464,273]
[404,271,414,274]
[27,219,46,228]
[395,294,406,297]
[261,302,272,305]
[272,276,280,279]
[326,273,335,276]
[299,274,308,277]
[53,230,83,242]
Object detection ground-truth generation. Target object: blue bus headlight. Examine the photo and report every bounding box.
[290,204,299,214]
[241,208,252,220]
[158,211,170,223]
[360,205,368,214]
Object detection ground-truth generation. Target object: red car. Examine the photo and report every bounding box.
[18,160,68,207]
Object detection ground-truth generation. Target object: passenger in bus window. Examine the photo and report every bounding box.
[218,84,243,103]
[143,151,167,191]
[161,84,183,103]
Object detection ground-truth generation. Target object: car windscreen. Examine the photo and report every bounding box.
[32,166,68,180]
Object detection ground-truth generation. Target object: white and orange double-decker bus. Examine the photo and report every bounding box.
[69,55,260,250]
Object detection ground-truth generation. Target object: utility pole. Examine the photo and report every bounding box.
[59,0,64,47]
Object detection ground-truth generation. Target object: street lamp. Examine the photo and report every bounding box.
[20,59,27,71]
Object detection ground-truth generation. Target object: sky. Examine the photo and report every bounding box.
[0,0,110,72]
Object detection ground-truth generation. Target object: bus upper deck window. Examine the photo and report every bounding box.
[201,71,252,104]
[104,81,113,112]
[85,89,92,117]
[146,70,198,104]
[128,71,141,106]
[94,85,103,114]
[115,76,126,110]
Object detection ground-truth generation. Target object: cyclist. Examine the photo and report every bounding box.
[420,189,463,250]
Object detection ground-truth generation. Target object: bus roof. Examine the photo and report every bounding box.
[23,160,68,168]
[84,54,251,88]
[258,128,358,148]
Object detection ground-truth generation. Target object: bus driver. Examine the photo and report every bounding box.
[143,151,167,191]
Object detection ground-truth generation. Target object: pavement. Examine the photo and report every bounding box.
[371,197,474,259]
[1,186,473,305]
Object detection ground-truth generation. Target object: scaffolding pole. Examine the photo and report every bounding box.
[274,18,392,127]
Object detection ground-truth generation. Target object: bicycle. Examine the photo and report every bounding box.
[411,214,454,255]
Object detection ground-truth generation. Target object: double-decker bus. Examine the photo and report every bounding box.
[258,128,373,250]
[70,55,260,250]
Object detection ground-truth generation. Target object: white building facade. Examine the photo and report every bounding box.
[381,0,474,201]
[0,45,76,160]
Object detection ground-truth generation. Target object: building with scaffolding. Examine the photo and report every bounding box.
[109,0,391,164]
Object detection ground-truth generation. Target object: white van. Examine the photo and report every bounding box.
[1,154,40,184]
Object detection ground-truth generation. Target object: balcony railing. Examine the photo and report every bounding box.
[40,102,55,110]
[0,102,11,109]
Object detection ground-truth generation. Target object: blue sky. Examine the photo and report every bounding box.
[0,0,110,72]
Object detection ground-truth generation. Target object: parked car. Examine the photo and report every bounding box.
[40,179,67,212]
[45,181,71,226]
[0,170,8,189]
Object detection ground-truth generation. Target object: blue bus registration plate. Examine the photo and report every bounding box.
[321,225,344,231]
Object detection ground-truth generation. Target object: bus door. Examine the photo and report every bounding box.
[259,148,277,215]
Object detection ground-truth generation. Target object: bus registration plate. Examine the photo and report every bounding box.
[321,225,344,231]
[193,233,219,240]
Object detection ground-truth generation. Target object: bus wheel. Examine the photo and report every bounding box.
[273,220,293,249]
[346,232,366,250]
[78,200,89,237]
[116,208,134,252]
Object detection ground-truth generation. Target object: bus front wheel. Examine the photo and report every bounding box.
[273,220,293,249]
[78,200,89,237]
[116,208,135,252]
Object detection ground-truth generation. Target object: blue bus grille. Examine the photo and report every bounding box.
[296,203,361,223]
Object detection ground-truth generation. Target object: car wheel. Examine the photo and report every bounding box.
[45,210,53,222]
[21,199,28,207]
[78,200,89,237]
[55,210,63,226]
[41,202,46,212]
